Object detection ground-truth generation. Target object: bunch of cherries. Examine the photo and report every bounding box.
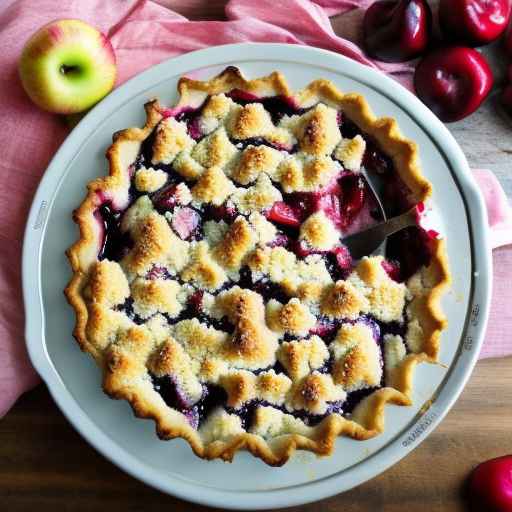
[363,0,512,122]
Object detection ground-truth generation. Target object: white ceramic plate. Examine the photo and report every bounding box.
[23,43,492,510]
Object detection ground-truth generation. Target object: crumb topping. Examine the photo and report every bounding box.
[134,167,168,193]
[334,135,366,172]
[348,257,408,322]
[77,83,438,452]
[230,174,282,213]
[383,334,406,380]
[122,211,190,277]
[232,145,284,185]
[277,336,329,380]
[289,372,346,415]
[331,323,382,392]
[131,278,184,319]
[295,103,341,156]
[266,298,316,336]
[192,128,238,168]
[300,210,340,250]
[181,241,228,291]
[228,103,274,139]
[152,118,194,165]
[88,260,130,307]
[321,280,367,320]
[192,166,236,206]
[213,217,256,271]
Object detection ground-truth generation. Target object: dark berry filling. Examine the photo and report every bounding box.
[363,140,394,176]
[138,127,158,168]
[202,203,239,224]
[177,290,235,333]
[387,226,433,281]
[146,265,172,280]
[116,298,144,325]
[226,89,307,123]
[151,377,228,429]
[94,91,436,430]
[338,174,366,229]
[309,318,339,343]
[151,182,181,213]
[339,118,360,139]
[175,108,203,140]
[238,267,289,304]
[97,205,133,261]
[342,388,378,415]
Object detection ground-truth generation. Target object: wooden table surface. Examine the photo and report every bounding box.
[2,2,511,511]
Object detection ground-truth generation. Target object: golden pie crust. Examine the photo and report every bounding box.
[65,67,450,466]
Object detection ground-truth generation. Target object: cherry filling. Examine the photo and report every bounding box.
[309,318,339,341]
[175,108,203,140]
[264,173,378,281]
[342,388,379,414]
[146,265,172,280]
[202,204,238,224]
[97,205,133,261]
[116,297,144,325]
[152,183,181,212]
[386,225,433,281]
[94,91,435,430]
[152,374,345,430]
[226,88,307,123]
[177,290,235,333]
[151,378,228,429]
[238,267,289,304]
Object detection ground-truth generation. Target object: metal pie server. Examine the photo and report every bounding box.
[342,169,417,259]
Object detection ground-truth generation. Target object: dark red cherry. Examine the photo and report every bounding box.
[188,290,204,314]
[152,184,178,212]
[266,201,303,227]
[332,245,352,270]
[381,259,401,281]
[439,0,511,46]
[292,239,317,258]
[469,455,512,512]
[414,47,493,122]
[309,319,338,338]
[363,0,432,62]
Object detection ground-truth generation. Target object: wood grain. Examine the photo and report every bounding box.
[3,2,511,511]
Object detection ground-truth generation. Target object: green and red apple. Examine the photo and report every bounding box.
[19,19,117,114]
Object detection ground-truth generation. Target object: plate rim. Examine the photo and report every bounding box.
[22,43,492,510]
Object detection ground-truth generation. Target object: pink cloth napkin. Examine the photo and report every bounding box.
[1,0,511,418]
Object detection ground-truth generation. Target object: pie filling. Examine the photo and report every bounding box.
[93,91,435,431]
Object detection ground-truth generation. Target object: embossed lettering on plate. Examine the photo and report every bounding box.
[402,411,439,447]
[34,200,48,230]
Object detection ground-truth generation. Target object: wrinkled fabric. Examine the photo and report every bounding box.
[0,0,511,418]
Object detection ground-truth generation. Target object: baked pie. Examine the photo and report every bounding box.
[65,67,450,466]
